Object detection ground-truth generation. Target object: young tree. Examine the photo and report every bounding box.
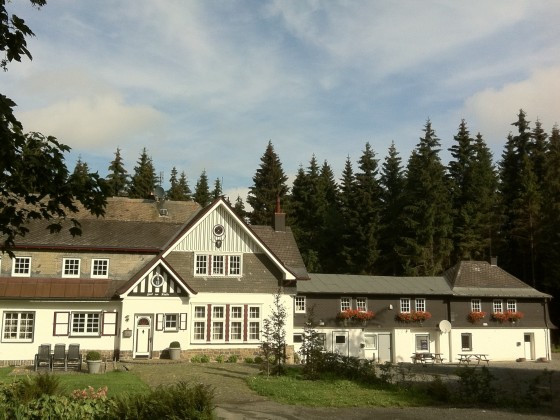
[399,120,452,275]
[212,178,223,200]
[106,147,128,196]
[260,293,287,376]
[70,157,91,191]
[129,148,156,199]
[378,142,405,275]
[0,1,107,254]
[178,171,191,200]
[247,141,288,225]
[194,170,211,207]
[299,307,324,379]
[167,167,181,200]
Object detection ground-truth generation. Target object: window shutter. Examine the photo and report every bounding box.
[180,313,187,330]
[53,312,70,336]
[102,312,118,336]
[156,313,164,331]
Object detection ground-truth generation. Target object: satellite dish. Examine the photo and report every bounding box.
[154,186,165,200]
[439,320,452,333]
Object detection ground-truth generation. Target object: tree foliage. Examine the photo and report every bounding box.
[193,170,211,207]
[129,148,156,199]
[106,148,129,196]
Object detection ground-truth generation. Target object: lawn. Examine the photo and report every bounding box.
[247,370,432,407]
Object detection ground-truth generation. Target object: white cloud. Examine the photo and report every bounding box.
[462,66,560,144]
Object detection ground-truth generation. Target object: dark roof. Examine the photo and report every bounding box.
[444,261,536,289]
[299,274,452,295]
[0,277,123,300]
[250,225,309,280]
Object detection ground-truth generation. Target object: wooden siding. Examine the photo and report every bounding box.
[128,269,188,297]
[171,206,259,253]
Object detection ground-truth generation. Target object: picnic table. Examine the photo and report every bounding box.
[412,352,445,365]
[458,353,490,365]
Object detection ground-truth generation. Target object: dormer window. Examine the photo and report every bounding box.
[12,257,31,277]
[194,254,242,277]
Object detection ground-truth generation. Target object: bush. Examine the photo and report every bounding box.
[244,357,254,364]
[226,355,238,363]
[455,366,496,405]
[200,355,210,363]
[169,341,181,349]
[86,351,102,361]
[191,355,202,363]
[215,355,224,363]
[14,373,62,403]
[254,356,263,364]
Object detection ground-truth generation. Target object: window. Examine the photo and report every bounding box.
[293,333,303,343]
[507,299,517,312]
[2,312,34,342]
[249,306,260,319]
[165,314,178,331]
[195,306,206,319]
[400,298,411,313]
[415,298,425,312]
[91,259,109,278]
[195,254,243,277]
[316,333,326,349]
[493,300,503,313]
[211,306,225,340]
[212,255,224,275]
[230,321,242,341]
[471,299,481,312]
[194,322,205,341]
[63,258,80,278]
[356,297,367,312]
[364,333,377,350]
[195,255,208,275]
[12,257,31,277]
[461,333,472,351]
[249,322,260,340]
[230,306,242,340]
[335,335,346,344]
[229,255,241,275]
[295,296,306,313]
[340,297,351,311]
[415,334,429,352]
[71,312,100,336]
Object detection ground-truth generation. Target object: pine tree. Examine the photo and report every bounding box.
[378,142,405,275]
[106,147,128,196]
[233,195,247,220]
[178,171,191,200]
[129,148,156,199]
[399,120,452,275]
[194,170,211,207]
[212,178,223,200]
[530,119,548,187]
[352,143,382,274]
[247,141,288,225]
[70,157,91,191]
[338,156,358,273]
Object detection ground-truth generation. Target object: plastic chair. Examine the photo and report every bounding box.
[66,343,82,371]
[52,344,67,371]
[34,344,52,371]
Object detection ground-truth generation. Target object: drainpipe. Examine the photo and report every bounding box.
[543,298,551,361]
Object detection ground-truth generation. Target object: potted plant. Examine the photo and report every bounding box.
[169,341,181,360]
[492,312,508,323]
[506,311,524,322]
[467,311,487,323]
[86,351,102,374]
[336,309,354,326]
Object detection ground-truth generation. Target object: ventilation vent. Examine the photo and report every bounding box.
[159,209,169,217]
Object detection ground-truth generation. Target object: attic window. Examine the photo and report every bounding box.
[159,209,169,217]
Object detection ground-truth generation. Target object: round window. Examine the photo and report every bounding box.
[213,224,225,237]
[151,274,164,288]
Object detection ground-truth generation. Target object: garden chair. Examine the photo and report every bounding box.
[51,343,67,371]
[34,344,52,372]
[66,343,82,371]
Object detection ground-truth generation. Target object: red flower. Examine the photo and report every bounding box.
[468,311,486,323]
[396,311,432,322]
[337,309,375,321]
[506,311,524,321]
[492,312,508,322]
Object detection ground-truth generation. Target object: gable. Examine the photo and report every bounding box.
[123,260,195,297]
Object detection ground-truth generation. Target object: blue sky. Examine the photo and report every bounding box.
[5,1,560,202]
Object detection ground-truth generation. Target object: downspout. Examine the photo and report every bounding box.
[543,298,551,361]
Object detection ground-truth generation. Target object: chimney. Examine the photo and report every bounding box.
[490,256,498,266]
[273,196,286,232]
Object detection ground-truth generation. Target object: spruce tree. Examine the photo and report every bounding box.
[212,178,223,200]
[70,157,91,191]
[178,171,192,200]
[247,141,288,225]
[129,148,156,199]
[338,156,359,273]
[106,147,128,196]
[233,195,247,220]
[378,142,405,275]
[194,170,211,207]
[399,120,452,275]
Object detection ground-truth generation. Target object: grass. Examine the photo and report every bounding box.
[0,367,13,379]
[247,369,431,408]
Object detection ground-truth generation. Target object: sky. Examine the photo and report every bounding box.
[4,0,560,203]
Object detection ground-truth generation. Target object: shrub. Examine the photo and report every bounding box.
[169,341,181,349]
[86,351,102,361]
[71,386,108,400]
[15,373,62,403]
[200,355,210,363]
[226,355,238,363]
[215,355,224,363]
[254,356,263,364]
[191,355,202,363]
[244,357,254,364]
[455,366,496,405]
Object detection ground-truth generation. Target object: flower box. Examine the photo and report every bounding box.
[467,311,486,323]
[336,309,375,322]
[506,310,524,321]
[396,311,432,322]
[491,312,508,322]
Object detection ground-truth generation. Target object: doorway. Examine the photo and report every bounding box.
[378,333,392,363]
[524,333,535,360]
[134,315,152,358]
[332,331,349,356]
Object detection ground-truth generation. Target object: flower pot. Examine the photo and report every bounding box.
[87,360,102,374]
[169,347,181,360]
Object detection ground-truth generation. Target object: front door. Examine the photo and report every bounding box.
[524,333,534,360]
[378,333,392,363]
[134,316,152,358]
[332,331,349,356]
[364,333,377,360]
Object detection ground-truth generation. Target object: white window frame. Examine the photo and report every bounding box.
[356,297,367,312]
[62,258,81,278]
[212,305,225,341]
[228,255,242,276]
[400,298,411,313]
[295,296,306,313]
[12,257,31,277]
[364,333,377,350]
[194,254,243,277]
[340,297,351,311]
[230,306,243,341]
[195,255,208,275]
[493,299,503,313]
[212,255,225,276]
[471,299,482,312]
[91,259,109,278]
[70,312,101,336]
[461,333,472,351]
[193,306,206,341]
[415,298,426,312]
[2,311,35,343]
[415,334,430,352]
[248,305,261,341]
[164,314,179,331]
[507,299,517,312]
